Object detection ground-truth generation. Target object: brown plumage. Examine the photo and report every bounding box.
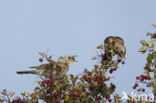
[16,56,77,79]
[104,36,126,58]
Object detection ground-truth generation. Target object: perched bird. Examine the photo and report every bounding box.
[104,36,126,58]
[16,56,77,79]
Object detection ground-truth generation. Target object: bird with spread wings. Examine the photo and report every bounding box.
[16,55,77,79]
[104,36,126,59]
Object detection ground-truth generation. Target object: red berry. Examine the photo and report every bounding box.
[110,68,116,71]
[142,88,145,92]
[53,92,58,96]
[136,76,140,80]
[76,93,80,97]
[31,93,34,97]
[100,82,105,87]
[140,75,145,78]
[127,99,131,102]
[109,70,113,74]
[109,86,113,90]
[122,61,125,64]
[118,59,121,62]
[88,72,92,76]
[133,86,136,89]
[62,95,66,99]
[135,83,138,87]
[111,84,116,89]
[39,58,43,62]
[106,96,110,99]
[96,97,100,100]
[147,96,150,100]
[146,76,151,80]
[140,78,144,81]
[101,54,105,57]
[86,92,89,95]
[108,98,112,102]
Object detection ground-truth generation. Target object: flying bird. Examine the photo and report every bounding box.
[16,55,77,79]
[104,36,126,58]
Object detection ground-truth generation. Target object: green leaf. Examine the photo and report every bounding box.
[91,57,97,60]
[139,46,147,53]
[96,44,103,49]
[147,41,154,48]
[147,53,152,65]
[146,32,153,36]
[10,92,15,97]
[140,40,147,46]
[1,89,7,96]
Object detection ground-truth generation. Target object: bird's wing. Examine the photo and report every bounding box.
[29,64,49,69]
[104,37,116,53]
[114,37,124,44]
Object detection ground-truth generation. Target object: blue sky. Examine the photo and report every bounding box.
[0,0,156,99]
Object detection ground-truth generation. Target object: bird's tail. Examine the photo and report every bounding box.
[16,70,37,74]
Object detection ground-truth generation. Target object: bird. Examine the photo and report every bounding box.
[104,36,126,58]
[16,55,77,79]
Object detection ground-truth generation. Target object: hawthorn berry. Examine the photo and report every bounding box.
[85,92,89,95]
[106,96,110,99]
[101,54,105,57]
[39,58,43,62]
[127,99,131,102]
[136,76,140,80]
[122,61,125,64]
[108,98,112,102]
[76,93,80,97]
[109,86,113,90]
[96,97,100,100]
[142,88,145,92]
[117,59,121,63]
[135,83,138,87]
[62,95,66,99]
[109,70,113,74]
[88,72,92,76]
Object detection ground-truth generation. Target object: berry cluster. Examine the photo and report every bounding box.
[101,53,112,61]
[12,98,28,103]
[109,68,117,74]
[71,92,80,100]
[136,75,151,81]
[109,83,116,90]
[132,83,138,89]
[41,80,54,87]
[49,92,58,98]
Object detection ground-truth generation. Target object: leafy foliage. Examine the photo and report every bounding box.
[1,28,156,103]
[0,41,125,103]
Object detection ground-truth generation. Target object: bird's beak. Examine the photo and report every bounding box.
[72,55,78,62]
